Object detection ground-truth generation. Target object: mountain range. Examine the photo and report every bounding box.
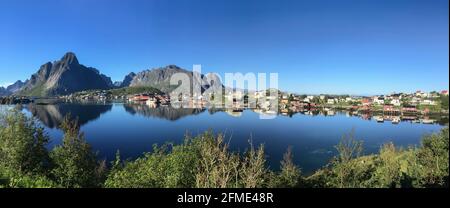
[1,52,222,97]
[0,87,9,97]
[0,80,25,96]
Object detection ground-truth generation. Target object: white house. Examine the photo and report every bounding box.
[421,99,436,105]
[391,99,401,106]
[411,97,421,105]
[373,96,385,105]
[416,91,429,98]
[327,99,335,105]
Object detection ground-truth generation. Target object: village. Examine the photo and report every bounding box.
[276,90,449,124]
[61,88,449,123]
[1,88,448,124]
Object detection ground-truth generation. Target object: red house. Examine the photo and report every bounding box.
[361,98,372,106]
[133,94,151,101]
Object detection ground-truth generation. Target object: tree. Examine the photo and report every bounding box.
[195,132,240,188]
[332,130,364,188]
[416,128,449,187]
[269,147,303,188]
[0,109,50,176]
[440,95,449,110]
[376,143,403,187]
[288,94,294,102]
[240,142,267,188]
[50,115,105,188]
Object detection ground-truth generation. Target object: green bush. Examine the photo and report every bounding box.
[105,142,200,188]
[2,173,58,188]
[268,147,303,188]
[416,128,449,187]
[105,132,268,188]
[0,109,51,178]
[50,116,106,188]
[310,128,449,188]
[194,132,241,188]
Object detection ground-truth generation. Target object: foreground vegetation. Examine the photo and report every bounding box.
[0,109,448,188]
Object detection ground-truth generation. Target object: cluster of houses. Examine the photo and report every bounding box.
[129,93,170,106]
[61,90,110,101]
[279,90,449,115]
[58,90,172,107]
[5,87,447,118]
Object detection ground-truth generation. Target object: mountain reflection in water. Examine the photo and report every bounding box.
[25,103,113,128]
[24,103,211,129]
[123,104,205,121]
[22,103,448,129]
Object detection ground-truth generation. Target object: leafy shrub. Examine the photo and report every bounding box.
[0,109,51,177]
[105,132,268,188]
[268,147,303,188]
[416,128,449,187]
[50,115,106,188]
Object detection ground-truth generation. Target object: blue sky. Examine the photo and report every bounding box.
[0,0,448,95]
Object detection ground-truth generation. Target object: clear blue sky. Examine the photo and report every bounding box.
[0,0,448,95]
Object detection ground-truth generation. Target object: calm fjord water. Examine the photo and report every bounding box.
[17,103,445,174]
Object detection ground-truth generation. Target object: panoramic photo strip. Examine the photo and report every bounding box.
[0,0,448,206]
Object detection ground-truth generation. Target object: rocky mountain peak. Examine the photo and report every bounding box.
[0,87,9,96]
[165,65,181,70]
[17,52,113,96]
[117,72,137,88]
[61,52,79,66]
[6,80,26,93]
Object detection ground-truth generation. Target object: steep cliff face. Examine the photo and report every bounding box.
[119,72,136,88]
[128,65,189,93]
[19,52,113,96]
[6,80,26,93]
[0,87,10,96]
[128,65,223,94]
